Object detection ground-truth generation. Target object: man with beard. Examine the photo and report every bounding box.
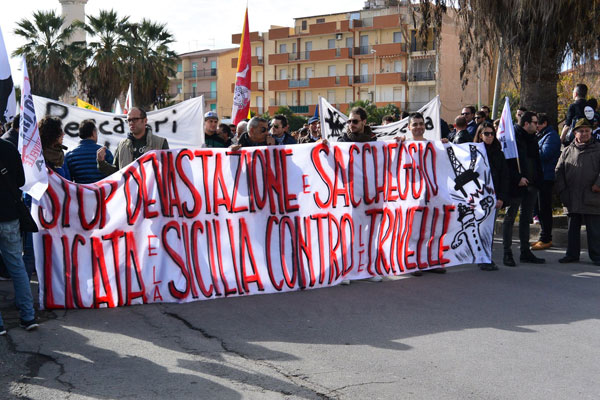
[97,107,168,173]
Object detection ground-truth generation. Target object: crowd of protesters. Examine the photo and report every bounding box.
[1,82,600,335]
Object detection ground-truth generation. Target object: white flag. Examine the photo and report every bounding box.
[0,27,16,123]
[497,97,518,159]
[124,83,133,114]
[18,57,48,200]
[114,99,122,114]
[372,96,441,140]
[319,96,348,140]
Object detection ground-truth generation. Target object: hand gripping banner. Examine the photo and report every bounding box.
[33,141,496,309]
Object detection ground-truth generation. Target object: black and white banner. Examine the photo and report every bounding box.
[0,27,16,124]
[319,96,441,141]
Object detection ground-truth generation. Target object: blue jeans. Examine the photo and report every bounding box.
[0,219,35,326]
[22,194,35,278]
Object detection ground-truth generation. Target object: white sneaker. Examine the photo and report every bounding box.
[368,276,383,282]
[341,279,351,285]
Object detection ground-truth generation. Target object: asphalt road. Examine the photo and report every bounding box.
[1,242,599,399]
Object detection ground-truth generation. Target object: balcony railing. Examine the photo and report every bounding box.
[354,74,373,84]
[183,91,217,100]
[356,45,373,55]
[184,68,217,79]
[405,101,429,111]
[408,71,436,81]
[289,79,309,88]
[289,105,309,114]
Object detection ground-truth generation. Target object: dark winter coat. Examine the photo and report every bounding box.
[555,139,600,215]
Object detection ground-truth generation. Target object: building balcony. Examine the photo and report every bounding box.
[268,53,290,65]
[353,74,373,84]
[353,14,403,31]
[231,31,263,44]
[184,68,216,79]
[354,45,374,57]
[405,101,429,111]
[289,79,309,88]
[308,21,337,36]
[184,91,217,101]
[251,81,264,91]
[231,56,264,68]
[289,105,309,114]
[375,72,407,84]
[269,76,352,91]
[273,48,353,65]
[268,27,294,40]
[408,71,436,82]
[373,42,407,56]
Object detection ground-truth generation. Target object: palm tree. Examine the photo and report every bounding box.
[13,10,82,100]
[123,19,177,109]
[413,0,600,126]
[76,10,130,111]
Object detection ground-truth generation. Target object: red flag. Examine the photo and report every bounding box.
[232,8,251,125]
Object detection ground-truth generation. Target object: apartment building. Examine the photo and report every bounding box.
[169,47,237,117]
[231,1,492,122]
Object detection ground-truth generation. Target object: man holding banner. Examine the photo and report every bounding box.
[97,107,168,174]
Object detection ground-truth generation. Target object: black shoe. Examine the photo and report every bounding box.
[503,253,516,267]
[428,268,447,274]
[520,252,545,264]
[411,271,423,277]
[20,319,39,331]
[479,263,498,271]
[558,255,579,264]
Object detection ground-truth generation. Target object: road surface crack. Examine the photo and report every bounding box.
[162,310,333,399]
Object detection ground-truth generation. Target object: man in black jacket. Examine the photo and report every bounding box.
[0,138,38,334]
[560,83,590,145]
[502,111,545,266]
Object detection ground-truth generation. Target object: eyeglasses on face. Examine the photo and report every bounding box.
[259,126,268,133]
[346,119,361,125]
[482,131,495,137]
[461,112,471,116]
[271,125,281,129]
[127,117,143,123]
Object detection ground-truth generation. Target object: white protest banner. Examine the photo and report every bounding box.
[34,141,496,310]
[497,97,518,159]
[319,96,348,140]
[19,57,48,200]
[33,95,204,152]
[372,96,441,140]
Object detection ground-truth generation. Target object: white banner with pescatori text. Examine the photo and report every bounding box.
[32,95,205,151]
[33,141,496,309]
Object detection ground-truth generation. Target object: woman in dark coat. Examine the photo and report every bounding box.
[474,121,509,270]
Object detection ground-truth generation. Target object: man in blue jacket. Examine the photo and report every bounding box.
[65,120,114,183]
[531,113,561,250]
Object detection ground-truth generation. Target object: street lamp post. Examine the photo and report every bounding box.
[371,48,377,105]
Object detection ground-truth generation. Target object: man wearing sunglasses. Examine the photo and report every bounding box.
[97,107,169,174]
[338,106,376,143]
[234,116,275,148]
[338,107,381,285]
[270,114,297,145]
[461,105,477,137]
